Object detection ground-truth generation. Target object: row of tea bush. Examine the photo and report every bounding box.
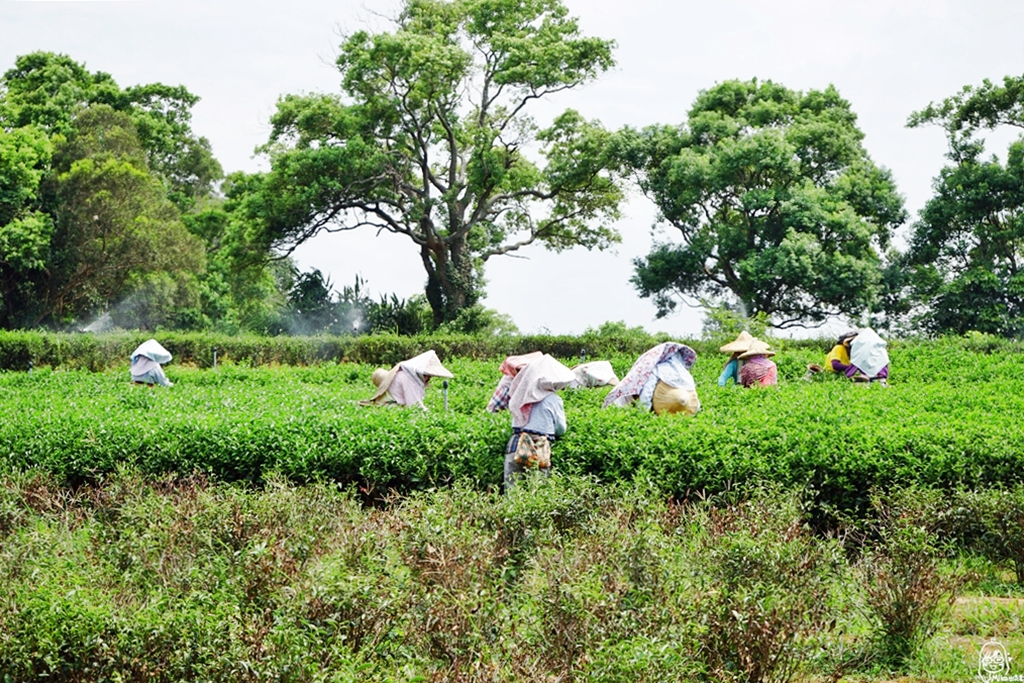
[2,342,1022,517]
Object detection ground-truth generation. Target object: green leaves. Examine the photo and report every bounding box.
[909,74,1024,140]
[43,107,205,326]
[896,73,1024,336]
[2,338,1024,519]
[251,0,622,325]
[622,78,905,327]
[0,211,53,271]
[0,125,51,220]
[0,125,53,277]
[1,52,221,211]
[474,0,615,89]
[0,52,227,330]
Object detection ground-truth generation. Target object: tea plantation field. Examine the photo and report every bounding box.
[2,337,1022,513]
[3,335,1024,681]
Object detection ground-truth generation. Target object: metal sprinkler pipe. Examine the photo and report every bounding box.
[443,379,449,412]
[212,347,218,369]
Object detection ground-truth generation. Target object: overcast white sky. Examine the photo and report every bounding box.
[3,0,1023,336]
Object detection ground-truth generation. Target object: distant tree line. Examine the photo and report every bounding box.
[2,0,1023,338]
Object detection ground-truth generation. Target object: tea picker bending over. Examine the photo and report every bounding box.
[806,330,858,378]
[568,360,619,388]
[737,338,778,387]
[504,354,575,491]
[843,328,890,385]
[486,351,543,412]
[603,342,700,416]
[129,339,174,387]
[717,330,754,387]
[806,329,889,385]
[360,350,453,410]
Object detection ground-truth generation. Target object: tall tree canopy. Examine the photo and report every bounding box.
[244,0,624,325]
[900,75,1024,337]
[0,125,52,321]
[620,79,906,328]
[44,106,206,327]
[0,52,221,329]
[0,52,222,211]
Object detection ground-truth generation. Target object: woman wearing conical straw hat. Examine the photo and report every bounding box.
[717,330,753,387]
[359,350,453,410]
[737,338,778,388]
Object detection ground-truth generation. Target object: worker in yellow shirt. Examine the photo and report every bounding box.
[806,331,858,377]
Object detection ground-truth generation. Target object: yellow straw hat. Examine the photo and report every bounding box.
[652,380,700,416]
[738,338,775,360]
[719,330,754,354]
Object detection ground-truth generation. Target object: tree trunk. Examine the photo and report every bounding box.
[421,234,480,327]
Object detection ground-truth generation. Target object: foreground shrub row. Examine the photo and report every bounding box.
[0,473,989,682]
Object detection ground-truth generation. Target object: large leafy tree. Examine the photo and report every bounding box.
[0,52,222,211]
[245,0,624,325]
[0,125,52,324]
[900,75,1024,337]
[20,105,205,328]
[185,173,298,334]
[0,52,230,329]
[620,79,906,328]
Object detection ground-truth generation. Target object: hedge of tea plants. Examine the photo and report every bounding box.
[2,335,1023,514]
[0,329,678,371]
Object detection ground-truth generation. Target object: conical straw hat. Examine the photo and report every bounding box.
[720,330,754,354]
[652,380,700,416]
[371,368,389,387]
[362,350,453,405]
[738,338,775,360]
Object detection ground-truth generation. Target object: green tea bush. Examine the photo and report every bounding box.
[0,329,682,370]
[681,489,847,683]
[955,485,1024,585]
[2,339,1024,517]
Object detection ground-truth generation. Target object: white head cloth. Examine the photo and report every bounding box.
[130,339,172,364]
[398,349,453,383]
[569,360,620,388]
[849,328,889,378]
[508,354,575,428]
